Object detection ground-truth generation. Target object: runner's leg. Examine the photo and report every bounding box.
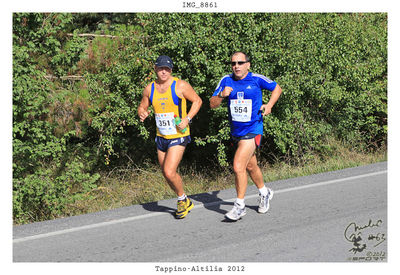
[157,145,186,197]
[233,138,257,199]
[247,154,265,189]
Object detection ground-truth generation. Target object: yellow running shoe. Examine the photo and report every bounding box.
[175,198,194,219]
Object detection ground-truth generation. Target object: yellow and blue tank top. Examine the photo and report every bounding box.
[150,77,190,139]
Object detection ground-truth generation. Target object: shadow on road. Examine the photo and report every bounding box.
[140,201,176,218]
[191,190,261,222]
[190,190,233,215]
[140,191,239,221]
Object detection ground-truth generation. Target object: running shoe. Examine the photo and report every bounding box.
[225,202,246,221]
[258,188,274,214]
[175,198,194,219]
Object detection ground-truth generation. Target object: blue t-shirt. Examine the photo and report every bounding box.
[213,72,277,137]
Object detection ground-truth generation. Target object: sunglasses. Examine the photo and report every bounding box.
[230,61,248,66]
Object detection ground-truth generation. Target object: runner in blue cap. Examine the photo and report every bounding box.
[138,55,202,219]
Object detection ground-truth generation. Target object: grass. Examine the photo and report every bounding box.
[66,140,387,217]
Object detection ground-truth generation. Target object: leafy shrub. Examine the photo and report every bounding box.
[129,13,387,163]
[13,13,99,223]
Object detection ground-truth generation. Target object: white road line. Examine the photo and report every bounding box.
[13,170,387,244]
[192,170,387,208]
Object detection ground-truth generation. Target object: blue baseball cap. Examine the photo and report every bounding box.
[155,55,173,69]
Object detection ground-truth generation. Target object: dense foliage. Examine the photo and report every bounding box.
[13,13,387,224]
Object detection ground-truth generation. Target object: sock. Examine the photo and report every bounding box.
[178,194,187,201]
[235,198,245,208]
[258,185,269,196]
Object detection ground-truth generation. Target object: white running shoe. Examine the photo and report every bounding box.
[225,202,246,221]
[258,188,274,214]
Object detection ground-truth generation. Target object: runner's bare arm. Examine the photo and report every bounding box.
[209,86,233,109]
[259,84,282,116]
[138,84,151,122]
[178,80,202,128]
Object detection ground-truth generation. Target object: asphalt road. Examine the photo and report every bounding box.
[13,162,387,262]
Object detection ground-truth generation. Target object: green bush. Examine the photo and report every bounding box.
[12,13,99,223]
[13,159,100,223]
[124,13,387,162]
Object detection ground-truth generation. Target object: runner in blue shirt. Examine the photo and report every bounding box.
[210,51,282,221]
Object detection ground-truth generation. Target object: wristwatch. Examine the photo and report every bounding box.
[186,116,192,124]
[218,92,225,98]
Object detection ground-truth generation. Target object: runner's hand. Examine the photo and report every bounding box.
[260,104,272,116]
[220,86,233,98]
[139,109,150,122]
[177,118,189,130]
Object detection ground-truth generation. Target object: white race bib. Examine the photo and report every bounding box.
[155,112,177,135]
[230,99,252,122]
